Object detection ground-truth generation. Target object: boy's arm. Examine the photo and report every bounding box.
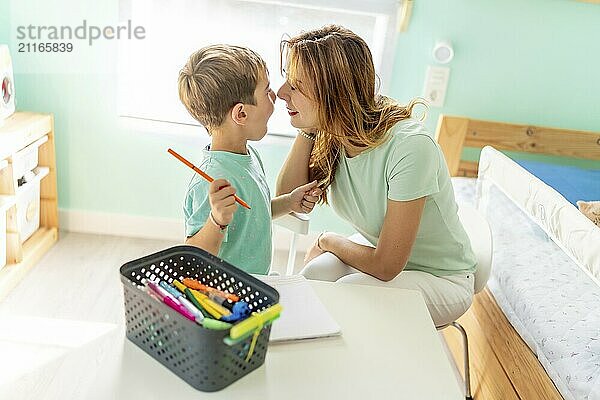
[271,194,292,219]
[271,181,322,219]
[185,215,227,255]
[185,178,238,255]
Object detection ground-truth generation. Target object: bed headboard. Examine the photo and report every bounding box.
[434,115,600,177]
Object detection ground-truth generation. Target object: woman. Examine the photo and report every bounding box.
[275,25,477,327]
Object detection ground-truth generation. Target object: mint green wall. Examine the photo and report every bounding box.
[3,0,599,237]
[390,0,600,168]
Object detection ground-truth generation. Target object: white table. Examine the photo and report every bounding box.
[2,281,462,400]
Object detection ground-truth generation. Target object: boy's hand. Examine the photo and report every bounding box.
[209,179,238,226]
[289,180,322,214]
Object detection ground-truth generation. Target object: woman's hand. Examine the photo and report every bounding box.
[303,232,337,264]
[289,180,322,214]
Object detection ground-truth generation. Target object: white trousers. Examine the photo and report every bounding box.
[300,234,474,327]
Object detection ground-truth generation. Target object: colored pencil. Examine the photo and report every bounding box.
[168,148,251,209]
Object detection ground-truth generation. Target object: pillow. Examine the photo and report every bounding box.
[577,201,600,227]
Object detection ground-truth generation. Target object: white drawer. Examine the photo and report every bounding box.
[16,180,40,243]
[11,135,48,189]
[14,167,49,243]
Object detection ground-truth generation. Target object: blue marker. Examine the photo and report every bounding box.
[221,301,251,322]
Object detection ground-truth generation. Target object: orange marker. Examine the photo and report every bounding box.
[182,278,240,302]
[168,148,251,209]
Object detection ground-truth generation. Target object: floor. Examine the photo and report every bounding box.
[0,231,466,399]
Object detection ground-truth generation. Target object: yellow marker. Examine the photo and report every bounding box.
[190,289,231,319]
[172,279,187,293]
[229,303,283,341]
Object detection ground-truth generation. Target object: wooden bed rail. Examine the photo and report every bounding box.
[434,115,600,177]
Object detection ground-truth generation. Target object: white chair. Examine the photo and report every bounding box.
[273,212,310,275]
[437,205,493,400]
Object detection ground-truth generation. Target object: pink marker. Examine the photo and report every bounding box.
[163,296,197,321]
[144,279,195,321]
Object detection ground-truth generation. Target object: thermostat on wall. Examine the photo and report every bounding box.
[0,45,16,127]
[423,66,450,108]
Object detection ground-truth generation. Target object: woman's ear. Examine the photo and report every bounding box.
[230,103,247,126]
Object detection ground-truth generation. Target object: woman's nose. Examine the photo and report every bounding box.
[277,83,289,101]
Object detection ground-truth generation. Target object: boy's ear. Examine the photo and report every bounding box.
[230,103,248,126]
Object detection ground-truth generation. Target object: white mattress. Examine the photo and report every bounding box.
[451,148,600,400]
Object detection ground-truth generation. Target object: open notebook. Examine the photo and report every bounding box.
[258,275,341,342]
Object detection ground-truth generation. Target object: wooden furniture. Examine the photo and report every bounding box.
[435,114,600,177]
[0,279,463,399]
[0,112,58,302]
[435,114,600,400]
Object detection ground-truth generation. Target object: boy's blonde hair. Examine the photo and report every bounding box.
[178,44,267,131]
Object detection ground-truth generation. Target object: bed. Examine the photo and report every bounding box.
[435,115,600,400]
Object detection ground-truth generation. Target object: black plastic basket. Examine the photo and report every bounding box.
[119,245,279,392]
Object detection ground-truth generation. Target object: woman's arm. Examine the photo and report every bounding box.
[275,134,314,196]
[317,197,426,281]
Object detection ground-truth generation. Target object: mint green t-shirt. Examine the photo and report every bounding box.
[329,119,476,276]
[184,145,272,275]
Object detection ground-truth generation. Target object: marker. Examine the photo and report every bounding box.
[187,289,232,319]
[174,279,234,313]
[159,280,204,319]
[182,278,240,302]
[208,292,236,311]
[168,148,251,209]
[146,280,172,301]
[144,280,196,322]
[220,301,251,323]
[197,316,233,331]
[228,303,283,341]
[146,280,231,330]
[183,287,210,317]
[186,288,222,319]
[172,279,188,293]
[182,287,232,330]
[163,296,197,321]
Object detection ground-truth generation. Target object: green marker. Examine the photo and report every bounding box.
[184,287,232,330]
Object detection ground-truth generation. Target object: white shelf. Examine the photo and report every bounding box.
[0,112,58,301]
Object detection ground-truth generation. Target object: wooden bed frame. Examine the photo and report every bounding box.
[435,114,600,400]
[435,114,600,177]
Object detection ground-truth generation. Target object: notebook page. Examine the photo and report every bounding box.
[258,275,342,342]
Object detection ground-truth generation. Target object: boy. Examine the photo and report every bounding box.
[178,44,320,274]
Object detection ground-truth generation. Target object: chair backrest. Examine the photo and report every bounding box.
[457,205,493,294]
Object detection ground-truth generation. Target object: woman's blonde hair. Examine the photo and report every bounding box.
[281,25,426,203]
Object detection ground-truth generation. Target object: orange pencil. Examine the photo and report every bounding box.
[168,148,251,209]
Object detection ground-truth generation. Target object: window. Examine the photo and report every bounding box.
[118,0,401,136]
